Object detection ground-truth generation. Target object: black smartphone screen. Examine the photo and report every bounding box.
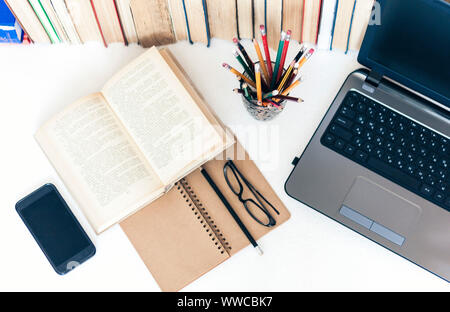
[16,184,95,274]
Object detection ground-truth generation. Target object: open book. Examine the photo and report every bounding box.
[36,47,234,234]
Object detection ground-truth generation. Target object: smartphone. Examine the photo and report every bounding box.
[16,184,95,275]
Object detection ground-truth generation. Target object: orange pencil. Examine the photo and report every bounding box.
[222,63,256,88]
[255,63,262,106]
[253,39,270,85]
[282,77,302,95]
[297,48,315,70]
[274,77,303,103]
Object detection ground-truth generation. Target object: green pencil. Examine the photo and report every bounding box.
[270,31,286,89]
[232,49,255,81]
[263,90,279,99]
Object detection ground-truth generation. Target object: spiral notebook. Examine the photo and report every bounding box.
[120,141,291,291]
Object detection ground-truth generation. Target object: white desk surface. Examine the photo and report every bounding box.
[0,39,448,291]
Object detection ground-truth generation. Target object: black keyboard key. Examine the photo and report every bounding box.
[363,143,373,154]
[344,145,356,155]
[437,182,447,193]
[353,137,363,148]
[335,139,345,150]
[323,133,335,145]
[420,184,434,197]
[340,107,356,119]
[330,124,353,141]
[376,125,387,136]
[335,116,353,129]
[357,102,366,112]
[434,192,445,203]
[355,150,368,162]
[356,115,366,125]
[353,125,364,136]
[367,157,421,191]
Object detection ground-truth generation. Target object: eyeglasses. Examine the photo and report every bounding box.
[223,160,279,227]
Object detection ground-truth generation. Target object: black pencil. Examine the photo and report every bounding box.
[200,167,263,255]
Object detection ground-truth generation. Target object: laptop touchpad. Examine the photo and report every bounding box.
[341,177,422,243]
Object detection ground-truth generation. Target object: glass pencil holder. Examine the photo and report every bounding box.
[240,61,287,122]
[240,93,286,121]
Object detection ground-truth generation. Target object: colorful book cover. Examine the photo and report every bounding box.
[0,0,23,43]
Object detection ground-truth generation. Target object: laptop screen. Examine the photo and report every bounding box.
[358,0,450,109]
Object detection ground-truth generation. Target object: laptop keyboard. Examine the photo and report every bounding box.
[321,91,450,212]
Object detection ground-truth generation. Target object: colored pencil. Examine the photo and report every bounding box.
[260,25,273,80]
[242,83,251,100]
[222,63,256,88]
[255,63,262,106]
[285,67,299,90]
[272,94,304,103]
[276,30,291,83]
[253,39,270,86]
[282,77,302,95]
[297,48,315,70]
[232,49,255,80]
[293,45,307,63]
[233,37,254,73]
[277,45,306,91]
[278,62,299,92]
[270,31,286,89]
[263,90,279,99]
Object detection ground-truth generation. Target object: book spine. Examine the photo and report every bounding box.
[178,178,231,255]
[314,0,323,44]
[28,0,59,43]
[113,0,127,45]
[37,0,60,42]
[182,0,193,44]
[235,0,240,40]
[345,0,357,54]
[89,0,107,47]
[49,0,76,44]
[300,0,306,43]
[329,0,339,50]
[201,0,210,47]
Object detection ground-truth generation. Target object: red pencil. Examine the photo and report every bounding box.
[260,25,273,80]
[276,30,291,83]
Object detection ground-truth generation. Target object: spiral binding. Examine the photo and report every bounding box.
[176,178,231,255]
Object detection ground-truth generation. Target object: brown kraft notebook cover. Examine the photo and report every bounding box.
[120,141,291,291]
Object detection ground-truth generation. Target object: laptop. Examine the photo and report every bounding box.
[285,0,450,281]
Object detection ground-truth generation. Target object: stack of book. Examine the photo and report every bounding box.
[3,0,374,52]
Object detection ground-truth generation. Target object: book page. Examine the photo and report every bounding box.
[36,93,164,233]
[101,47,224,185]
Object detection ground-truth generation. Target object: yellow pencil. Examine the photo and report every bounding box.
[277,62,299,92]
[255,63,262,105]
[253,39,270,85]
[222,63,256,88]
